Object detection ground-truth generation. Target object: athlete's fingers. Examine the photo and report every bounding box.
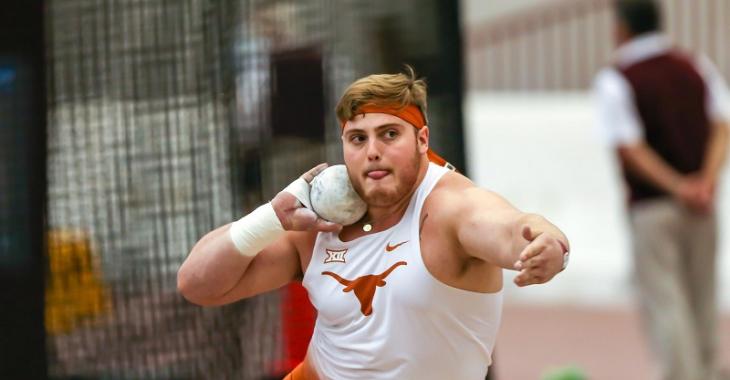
[315,217,342,233]
[291,207,315,226]
[301,163,328,183]
[514,269,545,287]
[520,254,546,269]
[521,225,535,241]
[521,224,544,242]
[514,241,546,269]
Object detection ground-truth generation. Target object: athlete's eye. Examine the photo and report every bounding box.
[350,134,366,143]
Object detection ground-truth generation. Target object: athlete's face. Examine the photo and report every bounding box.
[342,113,429,208]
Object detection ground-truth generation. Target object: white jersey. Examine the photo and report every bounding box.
[302,163,503,380]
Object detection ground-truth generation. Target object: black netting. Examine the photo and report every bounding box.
[44,1,463,379]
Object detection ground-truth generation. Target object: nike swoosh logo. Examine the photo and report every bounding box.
[385,241,409,252]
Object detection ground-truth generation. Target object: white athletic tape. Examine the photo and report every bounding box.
[283,177,312,209]
[228,203,284,257]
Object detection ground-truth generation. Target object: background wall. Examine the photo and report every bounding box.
[464,93,730,310]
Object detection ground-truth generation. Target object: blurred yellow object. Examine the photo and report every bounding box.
[45,229,110,335]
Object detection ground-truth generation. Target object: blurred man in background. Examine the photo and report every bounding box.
[594,1,730,379]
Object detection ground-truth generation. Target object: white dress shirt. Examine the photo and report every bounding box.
[593,32,730,148]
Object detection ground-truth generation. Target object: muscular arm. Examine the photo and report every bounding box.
[177,163,340,307]
[449,186,569,286]
[177,224,301,306]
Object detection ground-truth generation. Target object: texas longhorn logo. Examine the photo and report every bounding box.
[324,248,348,264]
[322,261,407,316]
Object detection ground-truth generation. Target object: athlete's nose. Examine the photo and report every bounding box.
[366,139,381,161]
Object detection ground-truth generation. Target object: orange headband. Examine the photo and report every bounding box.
[339,104,453,169]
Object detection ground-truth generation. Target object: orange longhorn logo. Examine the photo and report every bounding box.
[322,261,407,316]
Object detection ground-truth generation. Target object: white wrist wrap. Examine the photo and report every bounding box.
[228,203,285,257]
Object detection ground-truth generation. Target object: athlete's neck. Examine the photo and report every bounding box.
[360,159,429,232]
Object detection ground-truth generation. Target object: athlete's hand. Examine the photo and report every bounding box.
[512,225,567,287]
[271,163,343,233]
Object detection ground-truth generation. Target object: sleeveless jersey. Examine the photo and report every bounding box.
[302,163,503,380]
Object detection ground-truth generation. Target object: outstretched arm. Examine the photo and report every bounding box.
[449,187,569,287]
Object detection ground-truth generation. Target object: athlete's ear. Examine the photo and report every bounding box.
[417,126,429,154]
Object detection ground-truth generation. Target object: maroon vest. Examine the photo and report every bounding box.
[618,50,711,203]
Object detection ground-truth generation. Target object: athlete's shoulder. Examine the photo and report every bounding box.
[428,170,511,216]
[431,169,475,196]
[425,170,476,215]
